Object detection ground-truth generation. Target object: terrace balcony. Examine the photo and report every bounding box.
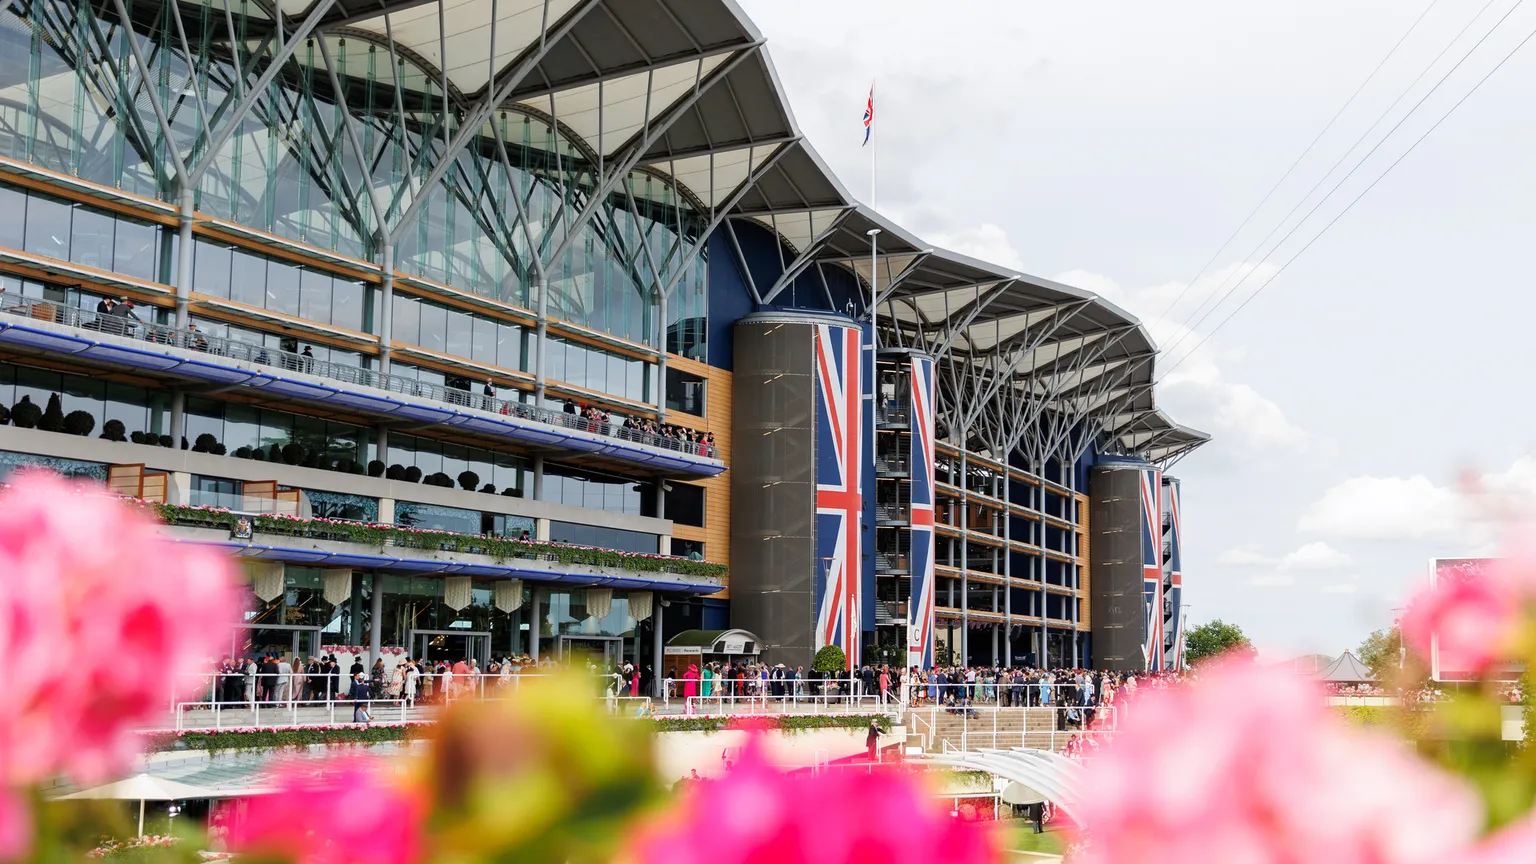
[0,295,723,478]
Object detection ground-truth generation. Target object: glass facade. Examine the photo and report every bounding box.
[0,0,707,353]
[548,521,658,555]
[193,240,373,333]
[395,501,535,538]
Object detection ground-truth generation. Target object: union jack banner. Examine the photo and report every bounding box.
[907,356,936,669]
[1164,480,1184,671]
[1140,467,1164,671]
[814,323,863,668]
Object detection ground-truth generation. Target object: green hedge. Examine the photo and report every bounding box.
[143,724,425,755]
[152,503,728,580]
[650,714,892,735]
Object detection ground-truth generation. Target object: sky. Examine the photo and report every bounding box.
[736,0,1536,659]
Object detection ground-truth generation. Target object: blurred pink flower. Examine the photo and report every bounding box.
[229,756,423,864]
[1073,661,1482,864]
[0,789,29,862]
[1464,812,1536,864]
[0,472,240,782]
[1402,562,1520,675]
[637,737,998,864]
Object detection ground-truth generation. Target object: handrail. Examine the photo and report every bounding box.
[0,294,719,460]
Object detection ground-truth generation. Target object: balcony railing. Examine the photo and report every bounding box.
[876,401,910,426]
[0,294,719,461]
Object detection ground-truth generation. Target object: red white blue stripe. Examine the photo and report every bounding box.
[814,324,863,668]
[1140,468,1164,671]
[907,356,936,669]
[862,85,874,146]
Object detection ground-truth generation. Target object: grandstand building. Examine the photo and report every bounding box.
[0,0,1205,678]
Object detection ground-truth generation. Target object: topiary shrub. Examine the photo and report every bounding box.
[334,458,356,474]
[38,394,64,432]
[158,434,174,448]
[350,460,366,475]
[129,430,146,444]
[0,404,9,426]
[193,433,220,453]
[10,396,40,429]
[368,460,386,478]
[251,448,266,462]
[180,436,189,450]
[234,446,253,459]
[811,645,848,675]
[426,472,453,488]
[267,443,282,463]
[281,442,307,466]
[402,466,422,483]
[62,410,94,436]
[100,419,126,442]
[479,483,496,494]
[385,464,405,481]
[457,470,480,491]
[210,442,227,456]
[503,487,524,498]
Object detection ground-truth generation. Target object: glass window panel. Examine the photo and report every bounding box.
[419,301,447,352]
[392,293,420,346]
[23,195,70,260]
[223,403,261,453]
[540,337,559,382]
[607,352,626,400]
[194,241,232,299]
[60,376,105,429]
[496,322,520,370]
[564,341,585,388]
[114,220,160,283]
[0,186,25,248]
[229,250,268,307]
[265,258,300,317]
[471,316,497,365]
[103,382,149,437]
[444,308,472,360]
[68,208,114,270]
[299,268,333,325]
[333,280,364,332]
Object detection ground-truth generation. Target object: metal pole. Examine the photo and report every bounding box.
[529,587,542,663]
[533,272,548,407]
[169,389,185,450]
[652,597,665,698]
[656,288,668,421]
[959,444,969,665]
[175,188,195,328]
[369,576,384,662]
[378,242,394,372]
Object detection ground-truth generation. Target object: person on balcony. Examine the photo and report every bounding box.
[482,378,496,411]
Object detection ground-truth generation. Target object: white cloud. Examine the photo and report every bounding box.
[1296,475,1465,541]
[925,222,1026,271]
[1218,541,1351,570]
[1296,454,1536,542]
[1320,582,1360,595]
[1054,265,1319,456]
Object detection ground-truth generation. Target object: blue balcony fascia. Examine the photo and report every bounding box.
[0,317,725,477]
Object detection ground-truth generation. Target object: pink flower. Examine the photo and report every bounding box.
[1463,812,1536,864]
[637,737,998,864]
[0,472,241,782]
[1401,565,1519,675]
[0,789,30,862]
[1073,660,1482,864]
[229,756,423,864]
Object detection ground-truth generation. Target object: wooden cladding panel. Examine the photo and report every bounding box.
[664,354,731,598]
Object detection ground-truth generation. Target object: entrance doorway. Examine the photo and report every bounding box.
[233,625,323,661]
[410,629,491,668]
[559,635,624,670]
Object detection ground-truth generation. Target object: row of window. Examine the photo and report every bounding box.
[0,184,162,282]
[193,240,373,333]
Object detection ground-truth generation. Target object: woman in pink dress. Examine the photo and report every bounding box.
[683,664,700,699]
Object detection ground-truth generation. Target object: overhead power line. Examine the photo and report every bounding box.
[1157,0,1527,368]
[1149,0,1443,327]
[1158,15,1536,380]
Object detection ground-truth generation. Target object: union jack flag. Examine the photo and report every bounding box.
[862,85,874,146]
[1165,480,1183,671]
[1140,468,1164,671]
[907,356,936,669]
[814,324,863,668]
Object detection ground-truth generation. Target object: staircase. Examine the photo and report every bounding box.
[905,707,1067,753]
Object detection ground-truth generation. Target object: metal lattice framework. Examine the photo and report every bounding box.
[56,0,1202,458]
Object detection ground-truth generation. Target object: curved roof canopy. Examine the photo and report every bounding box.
[203,0,1204,465]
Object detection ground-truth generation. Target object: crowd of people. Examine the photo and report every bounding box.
[559,400,716,457]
